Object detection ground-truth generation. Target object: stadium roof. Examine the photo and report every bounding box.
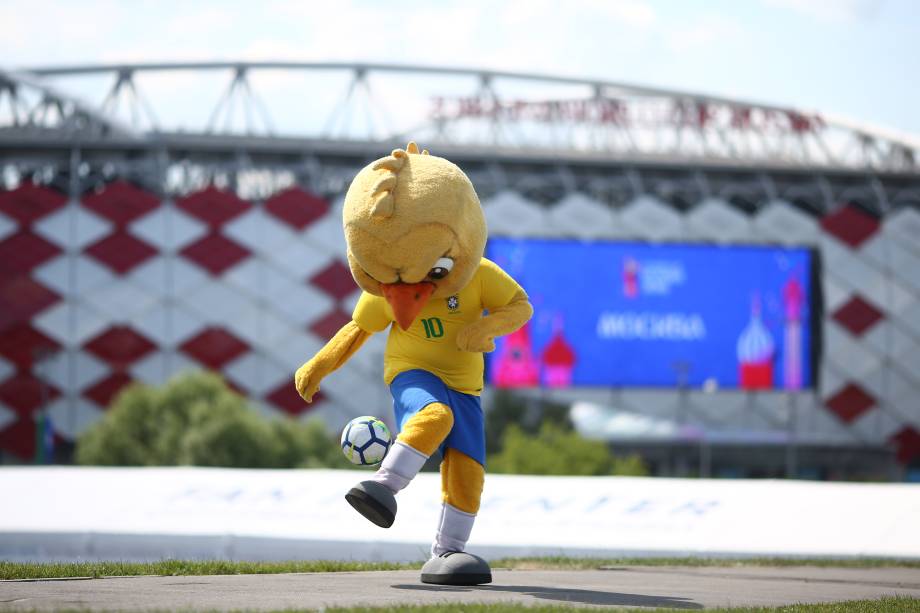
[1,61,917,174]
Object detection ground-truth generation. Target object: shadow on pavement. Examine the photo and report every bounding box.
[392,583,702,608]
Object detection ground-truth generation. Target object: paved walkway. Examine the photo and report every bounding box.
[2,566,919,610]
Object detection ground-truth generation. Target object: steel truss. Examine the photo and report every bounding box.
[0,62,917,175]
[1,138,918,220]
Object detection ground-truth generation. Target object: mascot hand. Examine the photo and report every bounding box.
[294,361,324,402]
[456,321,496,353]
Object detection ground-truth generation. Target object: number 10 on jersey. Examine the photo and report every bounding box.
[421,317,444,338]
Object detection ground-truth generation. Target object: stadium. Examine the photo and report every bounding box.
[2,48,920,609]
[1,61,918,480]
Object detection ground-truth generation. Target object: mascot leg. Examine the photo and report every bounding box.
[345,402,453,528]
[434,448,483,555]
[420,448,492,586]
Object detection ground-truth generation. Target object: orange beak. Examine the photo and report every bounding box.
[381,282,435,331]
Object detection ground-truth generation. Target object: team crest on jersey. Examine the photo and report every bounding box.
[447,295,460,311]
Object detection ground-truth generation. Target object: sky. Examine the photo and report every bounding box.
[1,0,919,138]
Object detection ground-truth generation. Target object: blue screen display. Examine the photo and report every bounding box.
[486,238,813,390]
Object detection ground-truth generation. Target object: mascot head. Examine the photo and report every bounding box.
[343,142,487,330]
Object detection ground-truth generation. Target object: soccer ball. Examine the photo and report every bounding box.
[341,416,392,466]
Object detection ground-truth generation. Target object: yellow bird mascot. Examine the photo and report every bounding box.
[295,142,532,585]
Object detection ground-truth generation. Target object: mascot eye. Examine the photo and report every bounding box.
[428,257,454,280]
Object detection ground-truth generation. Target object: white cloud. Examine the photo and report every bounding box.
[668,15,747,52]
[590,0,657,28]
[762,0,882,23]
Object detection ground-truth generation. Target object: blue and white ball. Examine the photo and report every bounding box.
[341,416,392,466]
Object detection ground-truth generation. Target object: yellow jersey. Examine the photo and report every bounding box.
[352,258,523,395]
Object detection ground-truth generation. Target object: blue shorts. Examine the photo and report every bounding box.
[389,369,485,466]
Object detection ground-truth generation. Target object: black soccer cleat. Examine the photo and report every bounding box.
[345,480,397,528]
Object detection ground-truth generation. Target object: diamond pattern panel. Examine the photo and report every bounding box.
[831,294,884,337]
[225,301,292,350]
[129,205,208,252]
[179,327,249,369]
[0,231,62,276]
[0,275,61,322]
[265,379,323,416]
[223,351,288,396]
[34,300,109,347]
[265,238,334,280]
[0,372,61,416]
[128,255,209,297]
[820,205,880,248]
[130,350,198,386]
[0,323,60,370]
[0,183,67,226]
[82,181,160,227]
[302,211,347,256]
[265,187,329,230]
[309,260,358,302]
[890,426,920,465]
[42,350,110,392]
[47,397,103,440]
[309,309,352,341]
[180,232,251,276]
[34,205,113,250]
[0,417,37,460]
[825,382,876,424]
[34,254,116,297]
[224,260,334,326]
[177,186,250,228]
[83,280,157,323]
[224,208,296,255]
[181,279,251,326]
[83,372,135,408]
[84,326,157,369]
[5,178,919,461]
[132,303,205,347]
[85,230,158,275]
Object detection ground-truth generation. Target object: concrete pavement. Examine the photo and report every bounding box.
[2,566,919,610]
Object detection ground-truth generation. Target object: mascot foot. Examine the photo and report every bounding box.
[420,551,492,585]
[345,480,396,528]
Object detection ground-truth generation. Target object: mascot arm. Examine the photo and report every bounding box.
[294,320,371,402]
[456,288,533,353]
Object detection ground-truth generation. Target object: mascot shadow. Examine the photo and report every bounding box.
[391,583,702,608]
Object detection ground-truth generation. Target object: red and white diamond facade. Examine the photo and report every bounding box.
[0,181,387,460]
[1,180,919,465]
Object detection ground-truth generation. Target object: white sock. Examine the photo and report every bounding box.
[371,441,428,493]
[431,502,476,557]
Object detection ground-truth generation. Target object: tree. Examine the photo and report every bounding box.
[488,422,649,477]
[75,371,341,468]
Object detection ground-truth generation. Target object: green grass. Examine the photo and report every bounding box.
[5,596,919,612]
[0,559,420,580]
[2,556,919,580]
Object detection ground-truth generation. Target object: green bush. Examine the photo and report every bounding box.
[75,371,341,468]
[488,422,649,477]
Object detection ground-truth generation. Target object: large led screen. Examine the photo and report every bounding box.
[487,238,815,390]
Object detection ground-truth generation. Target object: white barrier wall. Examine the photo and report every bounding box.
[1,467,919,562]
